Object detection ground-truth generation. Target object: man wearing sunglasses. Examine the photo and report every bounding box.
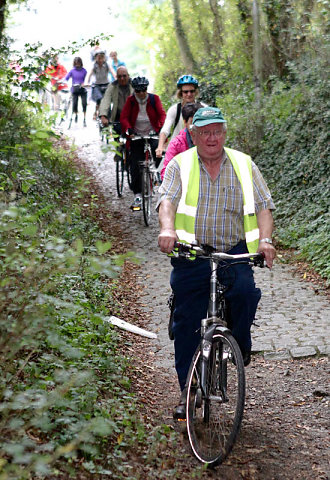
[99,66,133,134]
[120,76,166,210]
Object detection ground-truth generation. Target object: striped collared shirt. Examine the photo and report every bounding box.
[157,151,275,252]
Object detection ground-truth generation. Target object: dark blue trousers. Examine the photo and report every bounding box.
[170,241,261,391]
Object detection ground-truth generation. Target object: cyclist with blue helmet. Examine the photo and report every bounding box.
[155,74,201,158]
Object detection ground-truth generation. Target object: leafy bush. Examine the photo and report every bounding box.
[0,93,147,478]
[254,52,329,281]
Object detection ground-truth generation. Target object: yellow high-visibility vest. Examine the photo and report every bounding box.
[174,146,259,253]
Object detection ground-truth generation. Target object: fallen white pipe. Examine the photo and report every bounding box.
[106,315,157,339]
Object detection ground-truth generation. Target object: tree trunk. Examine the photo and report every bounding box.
[263,0,293,78]
[252,0,263,139]
[208,0,223,47]
[236,0,253,46]
[0,0,7,42]
[191,0,212,56]
[171,0,198,72]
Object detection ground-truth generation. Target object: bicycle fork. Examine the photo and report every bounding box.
[199,259,229,402]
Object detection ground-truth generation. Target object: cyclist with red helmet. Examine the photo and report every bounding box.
[155,74,201,158]
[120,76,166,210]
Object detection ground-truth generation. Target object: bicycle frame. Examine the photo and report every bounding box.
[130,134,160,224]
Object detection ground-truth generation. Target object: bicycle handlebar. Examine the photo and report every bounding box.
[172,241,265,267]
[130,133,159,141]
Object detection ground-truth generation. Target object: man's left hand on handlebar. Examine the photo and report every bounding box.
[257,241,276,269]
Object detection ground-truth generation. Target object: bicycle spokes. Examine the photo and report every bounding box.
[186,332,245,466]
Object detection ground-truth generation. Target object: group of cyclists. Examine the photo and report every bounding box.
[44,49,205,211]
[43,47,126,125]
[98,70,203,210]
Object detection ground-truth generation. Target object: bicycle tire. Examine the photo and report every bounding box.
[116,154,124,197]
[126,154,133,190]
[141,166,152,226]
[142,147,153,226]
[186,329,245,467]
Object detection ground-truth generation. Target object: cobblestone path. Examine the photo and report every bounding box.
[65,123,329,376]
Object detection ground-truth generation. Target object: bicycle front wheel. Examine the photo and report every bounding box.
[186,330,245,467]
[141,166,152,226]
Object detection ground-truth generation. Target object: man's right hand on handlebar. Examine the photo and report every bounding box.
[158,230,177,254]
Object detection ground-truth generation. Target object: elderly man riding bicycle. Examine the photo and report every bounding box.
[157,107,276,420]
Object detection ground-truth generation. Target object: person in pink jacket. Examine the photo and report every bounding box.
[161,102,203,180]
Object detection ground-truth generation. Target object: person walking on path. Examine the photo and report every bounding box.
[157,107,276,420]
[155,74,201,158]
[120,76,166,210]
[65,57,88,126]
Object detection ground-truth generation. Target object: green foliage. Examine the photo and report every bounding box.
[254,51,330,282]
[0,92,148,478]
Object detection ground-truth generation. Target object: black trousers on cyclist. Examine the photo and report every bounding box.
[72,90,87,114]
[170,240,261,391]
[129,138,159,194]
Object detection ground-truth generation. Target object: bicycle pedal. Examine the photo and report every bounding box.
[131,205,141,211]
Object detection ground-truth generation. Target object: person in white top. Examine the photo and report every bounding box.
[155,75,201,158]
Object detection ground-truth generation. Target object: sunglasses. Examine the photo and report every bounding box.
[182,89,196,94]
[117,74,128,78]
[134,87,147,92]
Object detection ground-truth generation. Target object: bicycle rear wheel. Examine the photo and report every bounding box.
[186,329,245,467]
[142,165,152,226]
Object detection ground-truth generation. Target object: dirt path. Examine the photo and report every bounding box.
[65,123,329,480]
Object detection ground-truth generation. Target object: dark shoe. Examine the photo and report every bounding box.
[75,114,78,123]
[173,389,187,421]
[173,403,186,420]
[243,351,251,367]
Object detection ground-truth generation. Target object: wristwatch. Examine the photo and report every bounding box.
[259,238,273,244]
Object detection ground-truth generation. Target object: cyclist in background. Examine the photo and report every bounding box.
[90,40,108,62]
[120,76,166,210]
[45,54,68,111]
[109,51,126,82]
[160,102,203,179]
[157,107,276,420]
[65,57,88,126]
[99,66,133,132]
[87,51,111,120]
[155,74,201,158]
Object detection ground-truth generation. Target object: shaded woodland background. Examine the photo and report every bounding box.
[0,0,329,478]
